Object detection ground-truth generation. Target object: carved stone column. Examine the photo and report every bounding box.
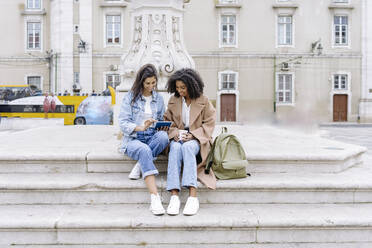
[114,0,194,125]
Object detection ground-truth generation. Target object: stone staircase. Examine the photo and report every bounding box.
[0,125,371,247]
[0,154,371,247]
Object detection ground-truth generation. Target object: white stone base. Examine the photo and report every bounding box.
[247,151,364,173]
[359,100,372,123]
[0,125,367,174]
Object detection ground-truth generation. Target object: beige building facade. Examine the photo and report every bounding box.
[361,0,372,122]
[0,0,366,123]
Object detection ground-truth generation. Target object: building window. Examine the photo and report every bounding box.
[106,15,121,45]
[221,15,236,46]
[220,73,236,90]
[276,74,293,104]
[278,16,292,46]
[27,76,41,91]
[27,22,41,50]
[106,74,121,89]
[334,16,348,46]
[27,0,41,9]
[333,74,348,90]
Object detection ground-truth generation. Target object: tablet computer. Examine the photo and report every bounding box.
[154,121,172,129]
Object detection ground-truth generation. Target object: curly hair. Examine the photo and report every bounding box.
[166,68,204,99]
[131,64,158,104]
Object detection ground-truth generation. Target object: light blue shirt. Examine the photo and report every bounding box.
[118,90,165,153]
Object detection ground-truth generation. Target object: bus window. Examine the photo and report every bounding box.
[0,85,33,102]
[59,105,66,113]
[0,105,11,112]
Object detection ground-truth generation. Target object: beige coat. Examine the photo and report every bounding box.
[164,95,217,189]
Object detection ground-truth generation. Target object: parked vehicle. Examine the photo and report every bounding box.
[0,86,115,125]
[74,96,113,125]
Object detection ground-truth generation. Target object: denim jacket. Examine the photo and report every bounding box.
[118,90,165,153]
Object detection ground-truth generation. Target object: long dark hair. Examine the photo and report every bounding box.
[166,68,204,99]
[131,64,158,104]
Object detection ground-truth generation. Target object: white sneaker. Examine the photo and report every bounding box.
[150,194,165,215]
[128,161,141,180]
[183,197,199,216]
[167,195,181,216]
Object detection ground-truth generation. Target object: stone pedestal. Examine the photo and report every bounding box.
[114,0,194,125]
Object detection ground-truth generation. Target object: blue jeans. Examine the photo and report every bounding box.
[126,129,169,178]
[167,140,200,191]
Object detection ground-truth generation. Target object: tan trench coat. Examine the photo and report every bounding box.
[164,95,217,189]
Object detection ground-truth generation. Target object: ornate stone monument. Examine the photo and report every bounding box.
[115,0,194,124]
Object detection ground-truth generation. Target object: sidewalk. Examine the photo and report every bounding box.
[319,122,372,128]
[0,117,64,130]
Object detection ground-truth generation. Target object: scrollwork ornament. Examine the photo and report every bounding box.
[164,63,174,73]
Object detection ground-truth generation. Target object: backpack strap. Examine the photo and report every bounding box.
[205,127,228,174]
[220,135,233,162]
[222,126,228,133]
[205,137,217,174]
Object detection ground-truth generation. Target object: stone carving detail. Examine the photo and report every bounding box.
[122,15,143,77]
[120,1,195,90]
[172,16,189,67]
[137,14,176,80]
[132,16,143,59]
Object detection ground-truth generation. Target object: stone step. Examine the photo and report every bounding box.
[1,159,372,205]
[5,244,372,248]
[0,154,168,173]
[0,125,367,174]
[0,149,366,174]
[0,203,371,246]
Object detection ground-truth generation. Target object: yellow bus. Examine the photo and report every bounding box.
[0,86,115,125]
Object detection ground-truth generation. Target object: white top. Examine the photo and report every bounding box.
[182,97,191,128]
[143,96,152,115]
[141,95,153,126]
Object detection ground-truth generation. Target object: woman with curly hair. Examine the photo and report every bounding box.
[118,64,169,215]
[164,68,216,216]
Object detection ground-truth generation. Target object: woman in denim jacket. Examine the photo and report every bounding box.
[118,64,169,215]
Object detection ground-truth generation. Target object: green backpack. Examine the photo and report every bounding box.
[205,127,249,180]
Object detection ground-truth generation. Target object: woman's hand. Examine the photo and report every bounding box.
[144,118,156,129]
[135,118,156,132]
[173,131,180,142]
[181,132,194,142]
